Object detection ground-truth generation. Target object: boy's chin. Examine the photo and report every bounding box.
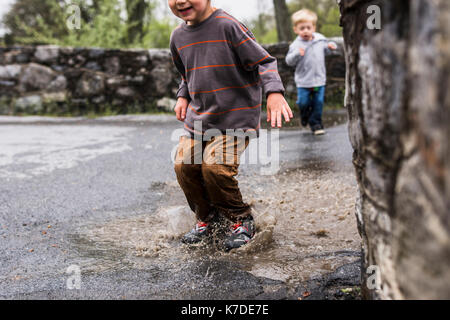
[180,17,193,24]
[177,12,195,22]
[180,15,200,25]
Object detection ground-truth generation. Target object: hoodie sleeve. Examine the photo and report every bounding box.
[230,24,285,97]
[169,36,191,101]
[285,39,303,67]
[324,39,338,55]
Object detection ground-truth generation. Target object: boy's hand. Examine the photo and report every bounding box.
[299,48,305,56]
[328,43,337,50]
[266,93,293,128]
[174,97,189,121]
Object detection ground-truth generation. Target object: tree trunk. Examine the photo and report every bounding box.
[125,0,148,45]
[273,0,293,42]
[340,0,450,299]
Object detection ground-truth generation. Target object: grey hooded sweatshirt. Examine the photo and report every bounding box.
[285,33,336,88]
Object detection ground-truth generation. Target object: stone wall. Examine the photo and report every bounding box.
[0,41,345,115]
[340,0,450,299]
[0,46,179,115]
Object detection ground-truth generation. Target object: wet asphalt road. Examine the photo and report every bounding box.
[0,113,356,299]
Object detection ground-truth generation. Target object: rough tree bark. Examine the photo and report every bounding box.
[339,0,450,299]
[273,0,294,42]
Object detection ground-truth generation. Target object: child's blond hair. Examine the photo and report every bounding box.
[291,9,318,27]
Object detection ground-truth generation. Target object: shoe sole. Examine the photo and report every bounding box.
[181,226,227,246]
[314,130,325,135]
[181,232,210,245]
[224,239,250,252]
[181,238,205,245]
[181,236,214,249]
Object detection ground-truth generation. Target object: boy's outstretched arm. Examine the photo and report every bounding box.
[325,41,338,54]
[232,27,293,127]
[285,41,303,66]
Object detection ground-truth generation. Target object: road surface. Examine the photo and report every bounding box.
[0,113,361,299]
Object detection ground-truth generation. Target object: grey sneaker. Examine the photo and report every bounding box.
[223,216,256,251]
[181,221,210,244]
[312,124,325,135]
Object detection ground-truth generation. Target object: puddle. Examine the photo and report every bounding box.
[0,125,134,179]
[70,166,360,288]
[237,168,360,285]
[74,204,277,259]
[66,233,133,274]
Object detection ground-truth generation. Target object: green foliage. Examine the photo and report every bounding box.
[248,13,279,45]
[288,0,342,38]
[247,0,341,44]
[2,0,175,48]
[142,17,178,48]
[258,28,279,45]
[2,0,67,43]
[7,1,69,45]
[65,0,128,48]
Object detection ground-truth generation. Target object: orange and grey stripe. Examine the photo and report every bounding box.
[215,15,248,33]
[248,54,270,67]
[186,64,239,73]
[216,13,255,47]
[189,81,261,95]
[235,37,255,47]
[259,69,278,75]
[177,38,254,52]
[178,39,232,51]
[188,103,261,116]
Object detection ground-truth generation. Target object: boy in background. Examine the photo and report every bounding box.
[168,0,293,250]
[286,9,337,135]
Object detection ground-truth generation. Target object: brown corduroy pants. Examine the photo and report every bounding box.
[174,135,251,222]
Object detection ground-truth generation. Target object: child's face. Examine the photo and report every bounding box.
[293,21,316,41]
[168,0,213,25]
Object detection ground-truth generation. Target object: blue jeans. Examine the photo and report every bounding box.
[296,86,325,128]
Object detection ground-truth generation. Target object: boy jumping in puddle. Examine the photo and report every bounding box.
[168,0,292,251]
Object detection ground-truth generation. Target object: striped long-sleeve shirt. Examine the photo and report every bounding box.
[169,9,285,137]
